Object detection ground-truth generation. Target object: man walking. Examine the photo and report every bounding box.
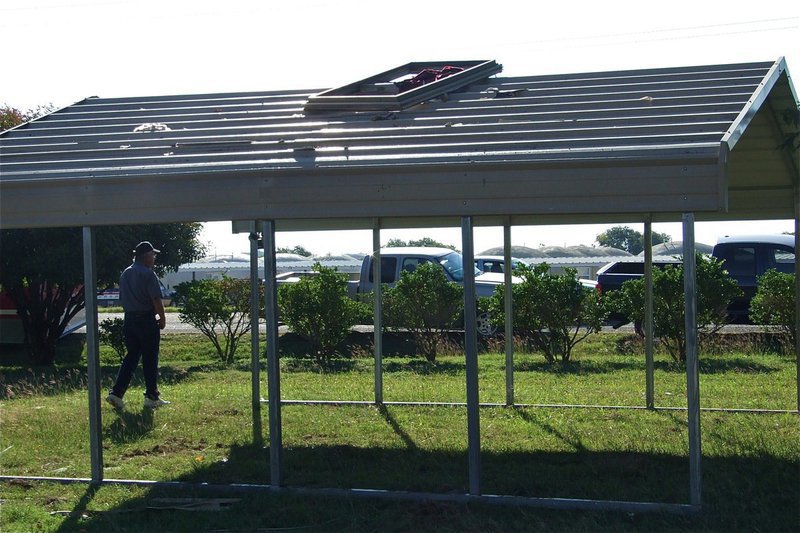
[106,241,170,410]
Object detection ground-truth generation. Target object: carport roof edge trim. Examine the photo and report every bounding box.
[721,56,791,150]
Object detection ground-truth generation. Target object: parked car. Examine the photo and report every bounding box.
[595,234,795,323]
[474,255,525,274]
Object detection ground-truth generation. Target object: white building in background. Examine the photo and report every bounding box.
[160,253,366,289]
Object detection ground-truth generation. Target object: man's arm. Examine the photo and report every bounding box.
[152,296,167,330]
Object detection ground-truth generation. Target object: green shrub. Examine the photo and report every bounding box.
[487,263,607,363]
[608,254,741,362]
[177,276,257,365]
[382,262,463,362]
[98,317,126,361]
[278,264,369,360]
[750,269,796,351]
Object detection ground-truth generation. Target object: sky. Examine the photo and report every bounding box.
[2,0,798,257]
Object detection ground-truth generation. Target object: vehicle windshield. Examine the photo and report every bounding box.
[438,252,481,282]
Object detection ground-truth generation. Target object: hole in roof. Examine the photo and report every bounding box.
[304,60,501,114]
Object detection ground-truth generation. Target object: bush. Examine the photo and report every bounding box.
[98,317,126,361]
[177,276,257,365]
[382,262,463,362]
[486,263,607,363]
[278,264,369,360]
[608,254,741,362]
[750,269,796,351]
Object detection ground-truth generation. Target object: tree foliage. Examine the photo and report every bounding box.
[383,262,463,361]
[0,224,204,364]
[596,225,671,255]
[177,276,257,365]
[750,269,796,351]
[385,237,457,250]
[98,317,126,361]
[487,263,607,363]
[0,104,54,132]
[607,254,741,362]
[278,264,369,360]
[277,245,312,257]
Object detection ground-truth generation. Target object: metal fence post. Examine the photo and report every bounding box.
[795,185,799,413]
[262,220,282,485]
[373,220,383,405]
[644,219,654,409]
[461,216,481,495]
[682,213,702,507]
[82,226,103,483]
[249,222,263,446]
[503,219,514,406]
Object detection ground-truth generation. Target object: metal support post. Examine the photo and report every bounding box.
[503,219,514,406]
[262,220,282,485]
[82,227,103,483]
[682,213,702,507]
[795,186,799,413]
[249,223,263,446]
[461,216,481,495]
[373,220,383,405]
[644,219,655,409]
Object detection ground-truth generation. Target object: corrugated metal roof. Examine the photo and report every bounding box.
[1,59,797,230]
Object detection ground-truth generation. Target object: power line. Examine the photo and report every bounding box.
[504,17,799,47]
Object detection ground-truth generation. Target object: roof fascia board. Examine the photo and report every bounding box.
[722,57,789,150]
[0,155,724,229]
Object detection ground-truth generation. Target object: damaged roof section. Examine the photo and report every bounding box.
[304,60,502,112]
[0,59,797,229]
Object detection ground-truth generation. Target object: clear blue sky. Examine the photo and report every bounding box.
[3,0,797,256]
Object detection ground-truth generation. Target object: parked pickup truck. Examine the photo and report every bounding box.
[596,234,795,322]
[349,247,507,335]
[350,247,506,299]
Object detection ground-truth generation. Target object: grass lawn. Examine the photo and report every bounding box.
[1,332,798,531]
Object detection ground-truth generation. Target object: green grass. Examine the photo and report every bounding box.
[1,332,798,531]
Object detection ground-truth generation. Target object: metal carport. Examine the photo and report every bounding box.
[1,58,798,513]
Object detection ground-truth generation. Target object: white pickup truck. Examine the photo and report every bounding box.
[348,247,506,299]
[348,247,507,335]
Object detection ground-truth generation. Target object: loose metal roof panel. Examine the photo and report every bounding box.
[1,59,797,230]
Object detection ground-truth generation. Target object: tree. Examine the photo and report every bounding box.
[98,317,126,361]
[1,104,54,132]
[0,224,204,364]
[487,263,607,363]
[750,269,796,351]
[277,245,312,257]
[385,237,457,250]
[382,263,463,361]
[596,226,670,255]
[278,264,370,360]
[607,254,741,362]
[177,276,256,365]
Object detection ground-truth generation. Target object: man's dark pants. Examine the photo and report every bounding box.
[110,313,160,399]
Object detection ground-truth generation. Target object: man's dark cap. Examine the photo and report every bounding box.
[133,241,160,255]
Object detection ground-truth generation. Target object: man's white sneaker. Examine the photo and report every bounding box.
[144,396,171,409]
[105,393,125,410]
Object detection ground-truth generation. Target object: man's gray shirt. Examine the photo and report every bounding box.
[119,262,161,313]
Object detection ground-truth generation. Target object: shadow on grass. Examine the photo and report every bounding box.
[0,364,201,400]
[514,359,640,374]
[105,407,155,444]
[512,357,780,376]
[67,441,799,532]
[54,484,99,533]
[383,359,466,375]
